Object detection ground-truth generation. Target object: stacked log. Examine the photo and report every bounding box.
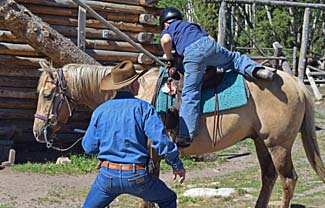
[0,0,162,156]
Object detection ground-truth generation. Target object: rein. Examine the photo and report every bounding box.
[34,68,77,150]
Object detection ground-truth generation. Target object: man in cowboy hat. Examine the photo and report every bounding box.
[82,60,186,208]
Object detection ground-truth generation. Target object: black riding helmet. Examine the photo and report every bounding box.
[159,7,183,30]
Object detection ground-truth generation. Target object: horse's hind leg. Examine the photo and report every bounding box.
[268,143,298,208]
[253,138,278,208]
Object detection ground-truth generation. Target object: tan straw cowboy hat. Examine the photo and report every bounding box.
[100,60,145,90]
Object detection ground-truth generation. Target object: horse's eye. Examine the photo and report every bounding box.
[43,91,52,99]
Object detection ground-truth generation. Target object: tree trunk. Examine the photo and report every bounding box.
[0,0,100,66]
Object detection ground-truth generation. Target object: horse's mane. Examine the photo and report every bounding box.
[63,64,112,98]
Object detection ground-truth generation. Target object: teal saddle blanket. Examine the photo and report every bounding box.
[155,67,248,114]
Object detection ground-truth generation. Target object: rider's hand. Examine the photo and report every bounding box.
[173,168,186,184]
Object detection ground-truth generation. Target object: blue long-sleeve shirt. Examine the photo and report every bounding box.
[82,91,184,170]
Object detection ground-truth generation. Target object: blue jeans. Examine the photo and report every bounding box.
[83,167,177,208]
[179,36,262,138]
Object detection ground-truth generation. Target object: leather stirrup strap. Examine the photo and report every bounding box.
[212,93,220,147]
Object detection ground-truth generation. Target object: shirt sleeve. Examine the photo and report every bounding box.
[161,28,168,37]
[82,110,100,155]
[143,105,184,171]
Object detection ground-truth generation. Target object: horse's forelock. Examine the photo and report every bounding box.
[37,71,50,92]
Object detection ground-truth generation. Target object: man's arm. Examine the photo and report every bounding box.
[82,111,100,154]
[143,106,185,183]
[160,34,174,61]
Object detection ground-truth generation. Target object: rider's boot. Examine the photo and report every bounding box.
[253,67,275,81]
[175,136,192,148]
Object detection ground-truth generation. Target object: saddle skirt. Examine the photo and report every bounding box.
[155,67,249,115]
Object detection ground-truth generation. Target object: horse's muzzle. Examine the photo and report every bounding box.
[33,129,45,143]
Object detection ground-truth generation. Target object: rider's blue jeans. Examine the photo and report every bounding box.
[179,36,262,138]
[82,167,177,208]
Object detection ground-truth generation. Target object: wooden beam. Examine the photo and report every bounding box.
[84,39,161,54]
[16,0,160,15]
[0,30,22,43]
[38,14,160,34]
[0,43,158,64]
[249,56,287,61]
[0,42,43,57]
[0,26,155,44]
[22,4,152,24]
[0,0,99,66]
[0,98,37,109]
[0,76,38,88]
[306,67,323,100]
[0,66,41,78]
[0,87,38,99]
[86,49,153,64]
[0,55,45,67]
[99,0,157,6]
[204,0,325,10]
[298,8,310,81]
[0,109,91,121]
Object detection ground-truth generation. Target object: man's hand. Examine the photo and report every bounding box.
[173,168,186,184]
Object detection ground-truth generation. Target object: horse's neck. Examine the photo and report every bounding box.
[65,65,113,109]
[136,69,159,103]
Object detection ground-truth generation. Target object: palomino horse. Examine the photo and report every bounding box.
[33,61,325,208]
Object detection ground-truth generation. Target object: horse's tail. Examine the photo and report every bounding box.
[299,80,325,183]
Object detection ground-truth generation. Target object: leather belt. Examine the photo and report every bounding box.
[101,161,145,171]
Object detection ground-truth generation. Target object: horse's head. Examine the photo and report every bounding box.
[33,61,76,146]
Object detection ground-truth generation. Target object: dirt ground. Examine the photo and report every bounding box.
[1,88,325,208]
[0,151,257,208]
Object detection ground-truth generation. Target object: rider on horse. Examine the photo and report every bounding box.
[159,7,275,148]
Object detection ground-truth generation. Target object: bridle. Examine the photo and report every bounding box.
[34,68,77,150]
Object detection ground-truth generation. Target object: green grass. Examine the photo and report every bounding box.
[0,206,15,208]
[11,138,256,175]
[12,154,98,175]
[315,111,325,120]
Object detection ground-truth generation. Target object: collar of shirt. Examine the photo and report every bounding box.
[114,91,134,99]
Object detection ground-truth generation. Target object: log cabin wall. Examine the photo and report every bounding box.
[0,0,162,161]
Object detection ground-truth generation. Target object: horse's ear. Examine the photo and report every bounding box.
[39,60,56,78]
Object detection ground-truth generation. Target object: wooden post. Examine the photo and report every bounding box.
[77,6,86,51]
[306,67,323,100]
[265,5,277,42]
[218,1,227,47]
[0,0,99,66]
[298,8,310,81]
[229,6,235,50]
[292,46,297,76]
[273,41,292,74]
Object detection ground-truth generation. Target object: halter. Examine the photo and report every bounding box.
[34,68,76,149]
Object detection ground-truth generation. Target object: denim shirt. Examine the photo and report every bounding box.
[82,91,184,171]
